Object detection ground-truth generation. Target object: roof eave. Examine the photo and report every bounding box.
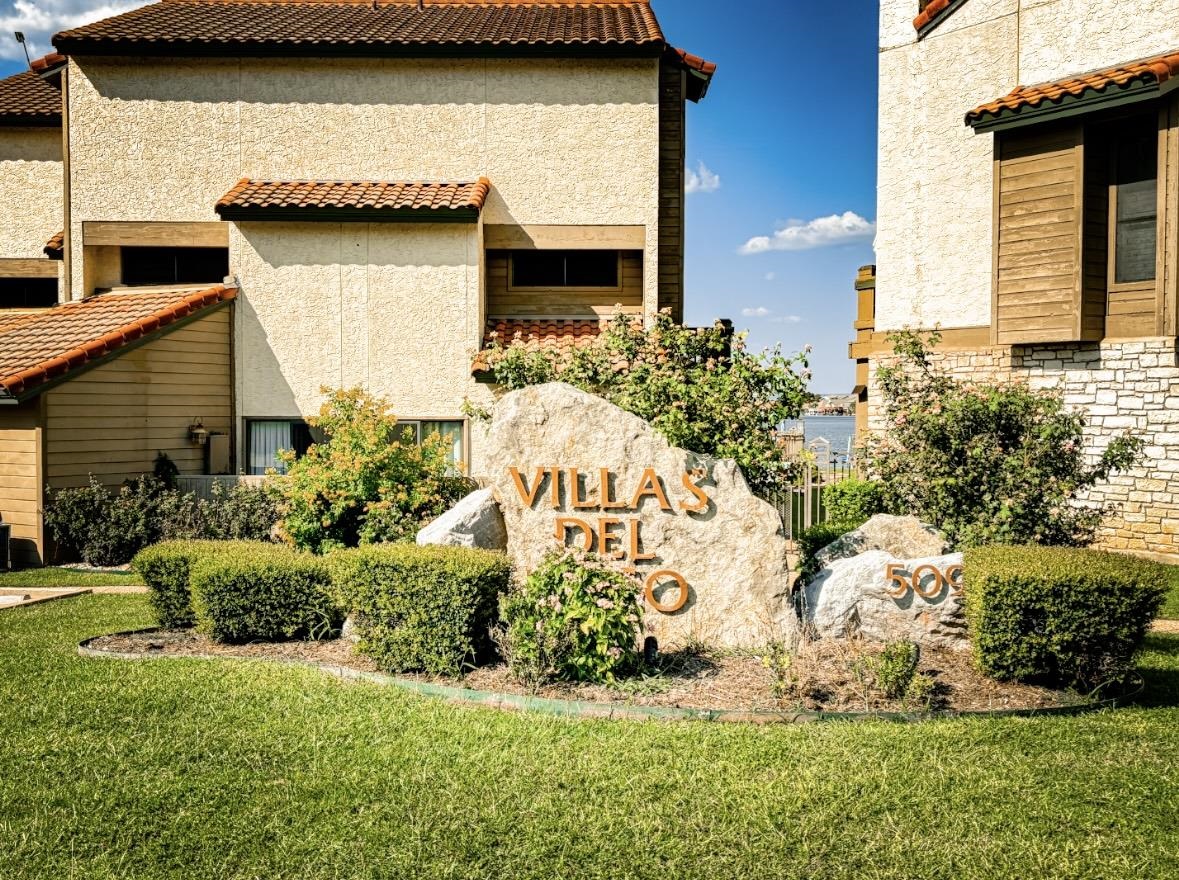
[0,294,235,403]
[915,0,970,41]
[215,206,481,223]
[53,39,666,61]
[0,113,62,128]
[967,76,1174,133]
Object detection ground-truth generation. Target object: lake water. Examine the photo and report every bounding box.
[780,415,857,458]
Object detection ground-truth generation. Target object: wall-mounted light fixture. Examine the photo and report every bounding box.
[188,418,209,446]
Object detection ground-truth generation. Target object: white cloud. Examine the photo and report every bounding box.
[685,160,720,195]
[741,306,770,318]
[740,211,875,255]
[0,1,149,62]
[764,272,776,282]
[771,314,803,324]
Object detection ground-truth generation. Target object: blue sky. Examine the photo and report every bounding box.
[0,0,880,392]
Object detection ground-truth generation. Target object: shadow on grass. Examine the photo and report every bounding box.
[1130,633,1179,709]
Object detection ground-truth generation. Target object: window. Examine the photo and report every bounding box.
[393,420,465,465]
[1110,124,1158,286]
[246,420,320,475]
[510,250,619,289]
[0,277,57,309]
[247,419,465,475]
[121,247,229,286]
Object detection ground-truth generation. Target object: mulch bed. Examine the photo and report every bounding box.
[86,629,1079,715]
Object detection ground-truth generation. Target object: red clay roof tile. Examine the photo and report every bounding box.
[55,1,665,55]
[0,69,62,126]
[472,318,604,373]
[0,286,235,399]
[44,231,64,260]
[913,0,962,34]
[967,50,1179,125]
[216,178,490,218]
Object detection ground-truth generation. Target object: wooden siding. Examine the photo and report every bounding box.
[485,250,642,319]
[0,400,43,567]
[993,124,1099,344]
[43,306,233,488]
[657,57,686,322]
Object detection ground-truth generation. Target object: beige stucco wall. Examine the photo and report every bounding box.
[66,55,661,309]
[0,128,62,259]
[232,220,497,474]
[876,0,1179,331]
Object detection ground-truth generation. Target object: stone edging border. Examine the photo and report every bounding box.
[77,629,1135,725]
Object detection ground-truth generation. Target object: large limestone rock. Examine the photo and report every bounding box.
[803,550,968,651]
[814,514,949,570]
[481,383,797,649]
[416,488,508,551]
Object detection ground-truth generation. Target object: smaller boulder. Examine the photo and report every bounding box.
[416,488,508,551]
[341,615,360,643]
[814,514,949,570]
[803,550,968,651]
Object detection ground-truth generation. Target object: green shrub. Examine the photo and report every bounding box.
[796,521,855,582]
[190,544,339,643]
[46,476,165,566]
[865,642,920,700]
[498,551,643,685]
[479,311,811,495]
[132,540,274,629]
[823,478,883,527]
[278,388,475,554]
[964,545,1167,690]
[870,330,1142,548]
[330,544,511,677]
[46,475,280,567]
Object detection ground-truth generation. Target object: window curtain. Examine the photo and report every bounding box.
[248,421,293,475]
[421,421,464,465]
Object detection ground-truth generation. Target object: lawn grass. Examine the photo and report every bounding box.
[2,596,1178,880]
[0,567,142,589]
[1161,562,1179,619]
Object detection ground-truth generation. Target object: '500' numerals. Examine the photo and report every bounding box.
[884,563,963,599]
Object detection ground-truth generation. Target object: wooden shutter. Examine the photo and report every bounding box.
[993,123,1103,344]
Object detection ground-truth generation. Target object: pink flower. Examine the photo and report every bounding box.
[596,598,615,610]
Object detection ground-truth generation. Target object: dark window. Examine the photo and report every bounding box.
[121,247,229,286]
[246,420,322,475]
[511,250,618,288]
[0,277,57,309]
[1112,124,1158,284]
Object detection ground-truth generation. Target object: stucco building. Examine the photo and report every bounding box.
[0,0,714,565]
[855,0,1179,557]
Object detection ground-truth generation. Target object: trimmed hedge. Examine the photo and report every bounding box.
[822,478,883,528]
[330,544,512,677]
[964,545,1167,690]
[190,545,340,643]
[133,540,266,628]
[797,521,855,582]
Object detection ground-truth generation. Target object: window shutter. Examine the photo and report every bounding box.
[993,123,1103,343]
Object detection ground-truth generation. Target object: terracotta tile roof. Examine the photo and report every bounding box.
[29,53,68,76]
[914,0,964,34]
[44,231,64,260]
[0,69,62,127]
[0,285,235,399]
[472,318,605,373]
[967,50,1179,126]
[665,45,716,101]
[55,1,666,56]
[216,178,490,219]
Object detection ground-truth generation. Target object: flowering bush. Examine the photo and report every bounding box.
[479,310,811,495]
[869,330,1143,548]
[497,551,643,685]
[277,388,474,553]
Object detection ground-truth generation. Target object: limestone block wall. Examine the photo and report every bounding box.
[867,339,1179,557]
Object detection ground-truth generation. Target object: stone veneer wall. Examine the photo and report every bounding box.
[867,339,1179,558]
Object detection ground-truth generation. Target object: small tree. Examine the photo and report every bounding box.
[481,311,811,494]
[869,330,1142,548]
[277,388,474,553]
